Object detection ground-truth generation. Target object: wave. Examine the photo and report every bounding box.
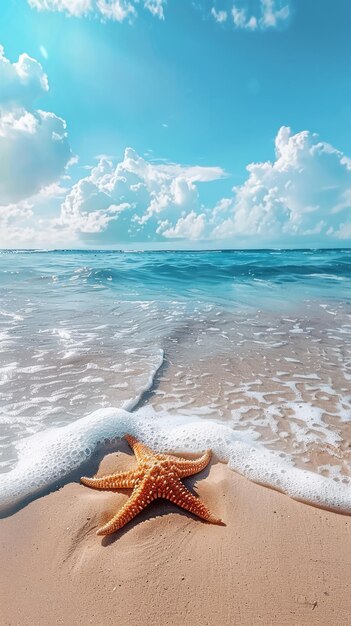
[1,405,350,515]
[1,250,351,287]
[82,262,351,284]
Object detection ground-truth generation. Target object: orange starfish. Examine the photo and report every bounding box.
[81,434,224,535]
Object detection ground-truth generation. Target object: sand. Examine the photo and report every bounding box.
[1,444,351,626]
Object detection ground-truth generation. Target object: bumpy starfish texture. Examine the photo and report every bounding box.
[81,434,224,536]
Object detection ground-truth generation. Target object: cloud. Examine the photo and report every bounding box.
[211,7,228,23]
[28,0,166,21]
[28,0,290,28]
[0,45,48,108]
[0,183,75,249]
[144,0,165,19]
[211,0,290,31]
[58,148,226,243]
[0,199,38,248]
[28,0,94,18]
[209,126,351,242]
[159,211,207,240]
[3,126,351,248]
[0,109,71,204]
[0,46,71,204]
[50,128,351,246]
[0,205,76,249]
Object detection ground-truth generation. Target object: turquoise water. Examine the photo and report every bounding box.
[0,249,350,513]
[1,249,351,309]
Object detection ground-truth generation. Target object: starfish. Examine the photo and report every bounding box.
[81,434,224,536]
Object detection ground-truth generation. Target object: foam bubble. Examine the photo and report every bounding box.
[1,405,351,515]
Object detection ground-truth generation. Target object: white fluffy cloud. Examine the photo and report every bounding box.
[28,0,166,21]
[58,148,225,243]
[0,109,71,204]
[209,127,351,242]
[0,45,48,107]
[159,211,207,240]
[212,0,290,30]
[54,127,351,246]
[0,46,71,205]
[3,125,351,247]
[0,201,34,248]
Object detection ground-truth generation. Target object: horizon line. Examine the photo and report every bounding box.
[1,247,351,253]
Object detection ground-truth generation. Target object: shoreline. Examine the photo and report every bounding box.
[1,449,351,625]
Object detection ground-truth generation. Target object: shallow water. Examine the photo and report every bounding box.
[0,249,350,511]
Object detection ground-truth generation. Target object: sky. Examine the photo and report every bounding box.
[0,0,351,249]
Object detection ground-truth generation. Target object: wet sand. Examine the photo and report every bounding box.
[1,446,351,626]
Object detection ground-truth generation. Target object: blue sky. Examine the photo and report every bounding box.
[0,0,351,248]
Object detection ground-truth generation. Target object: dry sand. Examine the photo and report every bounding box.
[1,443,351,626]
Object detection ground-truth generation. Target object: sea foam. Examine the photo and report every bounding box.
[1,405,351,515]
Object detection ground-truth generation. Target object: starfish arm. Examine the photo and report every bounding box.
[96,477,156,536]
[124,434,154,460]
[165,477,224,526]
[80,469,141,490]
[173,450,212,478]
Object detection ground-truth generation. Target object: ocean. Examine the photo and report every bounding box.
[0,249,350,513]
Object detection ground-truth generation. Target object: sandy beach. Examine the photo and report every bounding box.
[1,444,350,626]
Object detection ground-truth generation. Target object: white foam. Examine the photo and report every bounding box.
[122,349,164,411]
[1,404,351,515]
[0,362,18,385]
